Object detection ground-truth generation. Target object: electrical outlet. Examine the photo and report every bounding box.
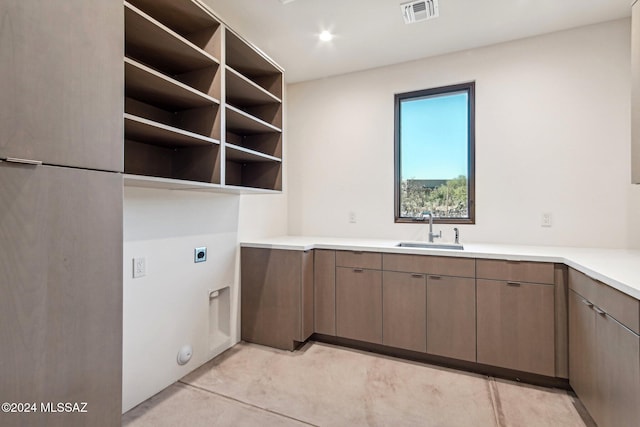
[541,213,552,228]
[195,247,207,263]
[349,211,357,223]
[133,257,146,278]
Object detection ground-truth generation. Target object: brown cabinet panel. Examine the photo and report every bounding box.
[476,259,554,284]
[477,279,555,376]
[595,312,640,427]
[382,253,475,277]
[427,276,476,362]
[314,250,336,335]
[568,290,599,418]
[336,251,382,270]
[0,163,123,427]
[336,267,382,344]
[569,269,639,335]
[0,0,123,172]
[382,271,427,352]
[241,248,312,351]
[300,251,314,341]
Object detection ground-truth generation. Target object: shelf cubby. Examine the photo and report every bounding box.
[125,97,221,142]
[125,2,218,75]
[126,0,222,60]
[225,30,283,100]
[124,113,219,147]
[226,131,282,159]
[125,140,220,184]
[125,58,219,110]
[226,105,281,135]
[226,66,281,105]
[225,158,282,191]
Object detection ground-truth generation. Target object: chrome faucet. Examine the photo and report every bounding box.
[454,228,460,244]
[421,212,442,243]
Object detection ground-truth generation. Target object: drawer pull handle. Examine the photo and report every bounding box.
[507,281,521,287]
[353,268,364,273]
[429,275,442,280]
[411,274,424,278]
[5,157,42,165]
[581,299,593,308]
[593,306,606,315]
[507,260,521,264]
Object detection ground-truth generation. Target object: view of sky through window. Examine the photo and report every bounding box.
[400,91,468,181]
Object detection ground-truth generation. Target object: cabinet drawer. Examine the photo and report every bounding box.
[569,268,639,335]
[476,259,554,284]
[382,253,475,278]
[336,251,382,270]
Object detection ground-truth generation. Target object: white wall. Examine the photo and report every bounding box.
[287,19,633,249]
[122,187,287,412]
[629,186,640,249]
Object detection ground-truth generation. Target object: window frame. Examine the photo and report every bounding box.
[394,81,476,225]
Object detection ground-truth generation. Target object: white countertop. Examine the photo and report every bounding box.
[241,236,640,300]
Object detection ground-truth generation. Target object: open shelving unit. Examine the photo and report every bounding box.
[123,0,283,192]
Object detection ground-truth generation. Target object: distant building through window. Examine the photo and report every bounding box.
[394,82,475,224]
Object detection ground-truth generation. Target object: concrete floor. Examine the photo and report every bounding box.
[123,341,590,427]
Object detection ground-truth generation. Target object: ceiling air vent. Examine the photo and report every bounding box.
[401,0,439,24]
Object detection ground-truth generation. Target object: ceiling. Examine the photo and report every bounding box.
[202,0,631,83]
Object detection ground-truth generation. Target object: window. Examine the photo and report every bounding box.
[394,82,475,224]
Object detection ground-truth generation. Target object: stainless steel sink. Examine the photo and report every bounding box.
[397,242,464,250]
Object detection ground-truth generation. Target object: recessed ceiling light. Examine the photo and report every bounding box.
[319,30,333,42]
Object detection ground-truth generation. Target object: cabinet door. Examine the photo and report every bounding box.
[382,271,426,352]
[314,250,336,335]
[477,279,555,376]
[336,267,382,344]
[0,0,123,172]
[568,290,599,419]
[0,163,123,427]
[427,275,476,362]
[596,313,640,427]
[241,248,302,351]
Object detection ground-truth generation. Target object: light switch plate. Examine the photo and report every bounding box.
[133,257,146,278]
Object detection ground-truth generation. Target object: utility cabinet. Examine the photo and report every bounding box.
[241,248,314,351]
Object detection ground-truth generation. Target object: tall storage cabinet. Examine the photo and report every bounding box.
[123,0,284,191]
[0,1,123,426]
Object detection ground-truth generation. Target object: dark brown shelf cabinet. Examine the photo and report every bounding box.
[123,0,283,191]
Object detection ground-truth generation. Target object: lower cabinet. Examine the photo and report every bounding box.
[241,248,314,351]
[382,271,427,352]
[477,279,555,376]
[336,267,382,344]
[569,269,640,427]
[426,275,476,362]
